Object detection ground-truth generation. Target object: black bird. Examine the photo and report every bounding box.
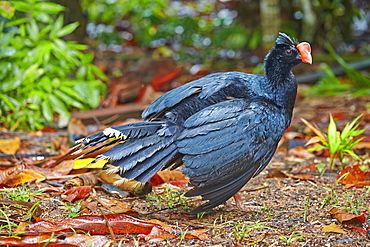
[73,33,312,213]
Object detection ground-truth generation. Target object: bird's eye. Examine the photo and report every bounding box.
[285,50,292,55]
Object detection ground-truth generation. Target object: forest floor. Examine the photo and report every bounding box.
[0,91,369,246]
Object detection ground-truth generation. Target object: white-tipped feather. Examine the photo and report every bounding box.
[103,127,127,139]
[105,165,122,175]
[75,138,88,144]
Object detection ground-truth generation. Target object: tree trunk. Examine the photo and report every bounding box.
[52,0,88,43]
[260,0,280,52]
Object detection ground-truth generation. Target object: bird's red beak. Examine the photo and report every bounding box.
[296,42,312,64]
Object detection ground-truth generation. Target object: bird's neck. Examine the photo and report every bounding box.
[264,66,297,118]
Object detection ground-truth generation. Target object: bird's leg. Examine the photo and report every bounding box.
[233,192,245,210]
[227,192,262,212]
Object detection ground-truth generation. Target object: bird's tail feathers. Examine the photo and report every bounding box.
[73,121,181,183]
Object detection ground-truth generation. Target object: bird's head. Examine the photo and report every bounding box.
[265,33,312,70]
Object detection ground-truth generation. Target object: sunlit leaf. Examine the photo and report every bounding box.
[57,21,79,37]
[34,2,64,14]
[41,100,53,122]
[0,1,15,19]
[0,136,20,154]
[322,223,346,234]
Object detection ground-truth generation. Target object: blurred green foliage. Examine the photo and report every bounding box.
[0,0,107,131]
[81,0,257,65]
[304,43,370,97]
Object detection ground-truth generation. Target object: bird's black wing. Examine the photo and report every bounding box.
[142,72,264,120]
[176,98,288,213]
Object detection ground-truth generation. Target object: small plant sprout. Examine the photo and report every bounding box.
[277,230,304,245]
[145,185,190,211]
[320,186,340,209]
[1,186,46,202]
[60,200,83,218]
[303,196,311,222]
[302,114,365,170]
[231,222,267,243]
[197,211,206,220]
[345,187,370,215]
[315,163,326,175]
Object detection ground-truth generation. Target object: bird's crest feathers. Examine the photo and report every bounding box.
[275,33,297,46]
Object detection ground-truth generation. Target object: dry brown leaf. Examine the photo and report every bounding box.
[0,136,21,155]
[336,165,370,187]
[287,146,313,158]
[148,219,173,233]
[329,207,367,234]
[322,223,346,234]
[301,118,326,140]
[97,197,135,214]
[51,160,74,176]
[329,207,366,223]
[1,165,46,186]
[185,229,209,240]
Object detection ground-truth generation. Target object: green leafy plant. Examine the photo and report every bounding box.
[344,187,370,215]
[146,185,190,211]
[0,207,18,235]
[276,230,304,245]
[2,186,46,202]
[0,0,107,130]
[315,162,326,175]
[231,222,268,243]
[302,114,365,170]
[60,200,83,218]
[320,186,340,209]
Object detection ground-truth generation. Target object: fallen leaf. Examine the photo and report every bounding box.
[336,165,370,187]
[287,146,313,158]
[322,223,346,234]
[0,137,20,155]
[0,233,111,247]
[266,169,289,178]
[329,207,366,223]
[266,169,316,181]
[62,186,93,202]
[329,207,367,234]
[150,170,189,187]
[51,160,74,176]
[148,219,173,233]
[97,197,136,214]
[293,163,318,173]
[0,234,66,247]
[301,118,326,140]
[27,214,173,236]
[2,167,46,186]
[304,136,323,146]
[354,141,370,150]
[64,234,112,247]
[142,226,176,242]
[185,229,209,240]
[0,200,43,219]
[0,165,26,184]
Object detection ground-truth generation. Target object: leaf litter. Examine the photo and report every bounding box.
[0,94,369,246]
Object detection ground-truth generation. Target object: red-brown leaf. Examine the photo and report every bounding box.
[329,207,367,234]
[336,165,370,187]
[27,214,172,235]
[62,186,93,202]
